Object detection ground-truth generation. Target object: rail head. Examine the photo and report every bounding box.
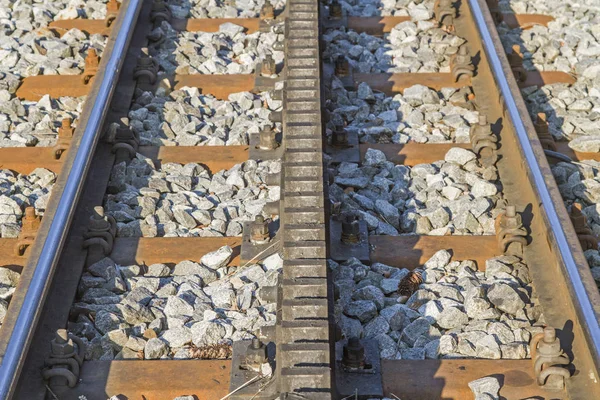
[468,0,600,372]
[0,0,143,397]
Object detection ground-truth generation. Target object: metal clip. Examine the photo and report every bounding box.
[54,118,74,160]
[569,203,598,251]
[105,0,120,27]
[531,327,571,390]
[434,0,457,30]
[112,126,140,164]
[82,48,99,85]
[150,0,171,26]
[508,45,527,83]
[134,49,159,85]
[451,45,475,82]
[82,206,117,266]
[14,207,41,256]
[41,329,85,388]
[495,205,528,256]
[534,113,556,151]
[470,114,498,169]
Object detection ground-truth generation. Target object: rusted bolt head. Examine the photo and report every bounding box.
[478,115,488,126]
[331,126,348,147]
[258,125,278,150]
[250,215,270,244]
[342,337,365,369]
[61,118,72,130]
[341,214,360,244]
[334,55,349,77]
[330,0,343,19]
[260,1,275,20]
[261,54,276,76]
[50,329,75,357]
[245,337,268,366]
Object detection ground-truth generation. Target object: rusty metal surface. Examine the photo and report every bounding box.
[110,237,243,266]
[519,70,577,89]
[8,0,155,397]
[359,143,471,166]
[49,360,231,400]
[354,72,470,94]
[381,359,563,399]
[138,145,250,172]
[174,74,256,99]
[0,148,64,174]
[461,0,600,397]
[369,235,499,270]
[347,16,409,35]
[502,13,554,29]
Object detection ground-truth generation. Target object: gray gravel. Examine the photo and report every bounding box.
[105,155,280,237]
[0,267,20,328]
[129,86,281,147]
[522,82,600,143]
[168,0,287,19]
[552,160,600,286]
[149,21,284,75]
[328,79,479,143]
[0,168,56,238]
[333,250,543,360]
[0,27,107,78]
[323,22,466,73]
[0,90,85,147]
[330,148,503,235]
[324,0,435,17]
[499,0,600,18]
[71,249,282,360]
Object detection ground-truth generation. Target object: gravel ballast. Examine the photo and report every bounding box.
[330,148,503,235]
[149,22,284,75]
[72,248,282,360]
[323,22,466,73]
[328,79,479,144]
[333,250,543,360]
[0,267,20,328]
[0,168,56,238]
[105,155,280,238]
[128,86,281,147]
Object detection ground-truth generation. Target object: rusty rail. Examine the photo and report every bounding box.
[0,0,143,396]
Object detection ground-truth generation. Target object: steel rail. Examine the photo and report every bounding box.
[0,0,142,396]
[468,0,600,367]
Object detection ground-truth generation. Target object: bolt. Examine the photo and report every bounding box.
[329,0,343,19]
[250,215,270,244]
[341,214,360,244]
[331,125,348,147]
[505,205,516,218]
[260,1,275,20]
[478,114,488,126]
[334,55,349,77]
[342,337,365,369]
[88,206,110,231]
[59,118,74,137]
[258,125,278,150]
[252,337,263,350]
[261,54,276,76]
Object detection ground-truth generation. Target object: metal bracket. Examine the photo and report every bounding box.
[325,127,360,164]
[329,216,370,263]
[335,339,383,398]
[241,219,281,264]
[229,340,278,399]
[249,126,285,161]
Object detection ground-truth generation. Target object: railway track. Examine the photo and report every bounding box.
[0,0,600,398]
